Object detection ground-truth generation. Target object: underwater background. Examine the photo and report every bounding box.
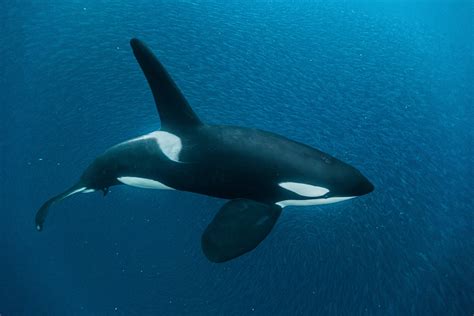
[1,1,472,315]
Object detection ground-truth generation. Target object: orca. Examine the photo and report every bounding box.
[35,38,374,263]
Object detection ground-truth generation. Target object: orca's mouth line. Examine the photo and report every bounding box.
[276,196,356,208]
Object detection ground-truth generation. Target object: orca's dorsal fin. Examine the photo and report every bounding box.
[130,38,202,132]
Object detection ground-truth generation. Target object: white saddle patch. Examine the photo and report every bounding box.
[279,182,329,197]
[117,176,175,190]
[276,196,355,208]
[147,131,182,162]
[128,131,182,162]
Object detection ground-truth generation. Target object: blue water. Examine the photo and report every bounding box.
[1,1,472,315]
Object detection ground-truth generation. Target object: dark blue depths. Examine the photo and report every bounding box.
[1,1,472,315]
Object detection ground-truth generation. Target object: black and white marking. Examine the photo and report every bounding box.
[35,38,374,262]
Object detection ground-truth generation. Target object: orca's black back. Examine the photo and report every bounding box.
[168,125,356,203]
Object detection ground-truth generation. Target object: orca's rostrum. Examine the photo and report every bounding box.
[36,38,374,263]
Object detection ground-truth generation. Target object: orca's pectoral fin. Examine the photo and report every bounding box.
[35,184,86,231]
[201,199,282,263]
